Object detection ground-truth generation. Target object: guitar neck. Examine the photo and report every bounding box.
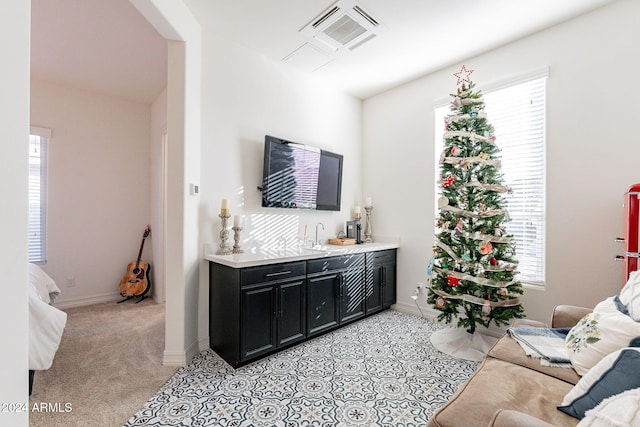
[133,227,151,269]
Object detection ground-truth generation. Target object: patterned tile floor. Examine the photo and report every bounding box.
[124,311,478,427]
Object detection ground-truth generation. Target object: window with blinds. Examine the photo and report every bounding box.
[435,71,547,286]
[29,127,50,265]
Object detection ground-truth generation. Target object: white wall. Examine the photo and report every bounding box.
[0,1,29,425]
[197,33,363,348]
[363,0,640,323]
[150,88,167,303]
[30,79,152,308]
[131,0,203,366]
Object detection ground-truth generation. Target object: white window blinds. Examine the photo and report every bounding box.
[29,127,50,265]
[484,76,546,285]
[435,71,547,286]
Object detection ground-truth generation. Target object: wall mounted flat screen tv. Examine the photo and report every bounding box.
[261,135,343,211]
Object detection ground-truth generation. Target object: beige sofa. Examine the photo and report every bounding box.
[428,305,593,427]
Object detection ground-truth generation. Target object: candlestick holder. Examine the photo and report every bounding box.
[232,226,244,254]
[216,213,233,255]
[364,205,374,243]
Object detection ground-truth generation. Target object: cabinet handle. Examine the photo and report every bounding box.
[336,273,344,298]
[615,237,626,243]
[380,266,386,286]
[265,270,292,277]
[614,255,625,262]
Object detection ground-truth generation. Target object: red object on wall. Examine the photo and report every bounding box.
[616,184,640,285]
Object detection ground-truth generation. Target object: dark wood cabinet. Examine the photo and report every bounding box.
[276,279,306,347]
[307,253,366,337]
[241,278,306,360]
[366,249,397,314]
[241,284,276,359]
[209,248,396,367]
[338,257,367,323]
[306,273,340,336]
[209,261,306,367]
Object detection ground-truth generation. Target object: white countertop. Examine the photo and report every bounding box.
[205,241,399,268]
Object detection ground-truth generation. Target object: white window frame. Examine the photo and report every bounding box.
[29,126,50,265]
[434,67,547,287]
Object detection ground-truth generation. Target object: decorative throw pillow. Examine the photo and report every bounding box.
[576,387,640,426]
[620,270,640,321]
[565,297,640,376]
[560,347,640,419]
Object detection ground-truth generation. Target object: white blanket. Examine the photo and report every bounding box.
[28,263,67,370]
[28,262,61,304]
[508,326,572,367]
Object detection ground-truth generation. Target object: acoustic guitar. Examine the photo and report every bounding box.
[118,225,151,302]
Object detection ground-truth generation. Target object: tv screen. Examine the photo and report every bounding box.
[261,135,343,211]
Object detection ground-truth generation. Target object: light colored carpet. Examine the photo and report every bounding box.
[125,310,479,426]
[29,299,177,427]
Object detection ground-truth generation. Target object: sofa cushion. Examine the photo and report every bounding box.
[565,297,640,376]
[577,387,640,426]
[488,333,581,385]
[489,409,556,427]
[551,306,593,329]
[427,357,578,427]
[558,348,640,419]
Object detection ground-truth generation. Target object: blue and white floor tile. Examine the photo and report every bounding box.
[124,311,478,427]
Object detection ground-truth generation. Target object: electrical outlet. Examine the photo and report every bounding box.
[65,277,75,287]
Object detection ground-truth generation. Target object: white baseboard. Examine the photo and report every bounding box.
[53,292,122,309]
[162,349,186,367]
[393,300,507,338]
[163,338,200,367]
[392,300,439,320]
[198,337,210,353]
[185,339,200,364]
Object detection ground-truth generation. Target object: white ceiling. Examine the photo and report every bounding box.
[31,0,167,104]
[31,0,617,104]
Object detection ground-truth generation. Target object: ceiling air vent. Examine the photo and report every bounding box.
[353,5,378,26]
[312,6,340,28]
[299,0,386,56]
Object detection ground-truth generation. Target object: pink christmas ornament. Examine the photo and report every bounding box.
[479,241,493,255]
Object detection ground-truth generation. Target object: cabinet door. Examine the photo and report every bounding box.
[277,279,306,347]
[307,273,339,336]
[340,267,366,323]
[382,261,397,308]
[241,285,276,361]
[365,254,382,315]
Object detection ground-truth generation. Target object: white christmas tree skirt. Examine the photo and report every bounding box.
[430,328,498,362]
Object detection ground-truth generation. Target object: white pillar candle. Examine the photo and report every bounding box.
[221,198,229,215]
[354,206,361,218]
[233,215,242,228]
[365,197,372,207]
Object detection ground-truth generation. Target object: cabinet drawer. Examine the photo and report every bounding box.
[241,261,306,286]
[371,249,396,264]
[307,253,365,275]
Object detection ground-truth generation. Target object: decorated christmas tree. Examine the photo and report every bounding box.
[427,66,525,334]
